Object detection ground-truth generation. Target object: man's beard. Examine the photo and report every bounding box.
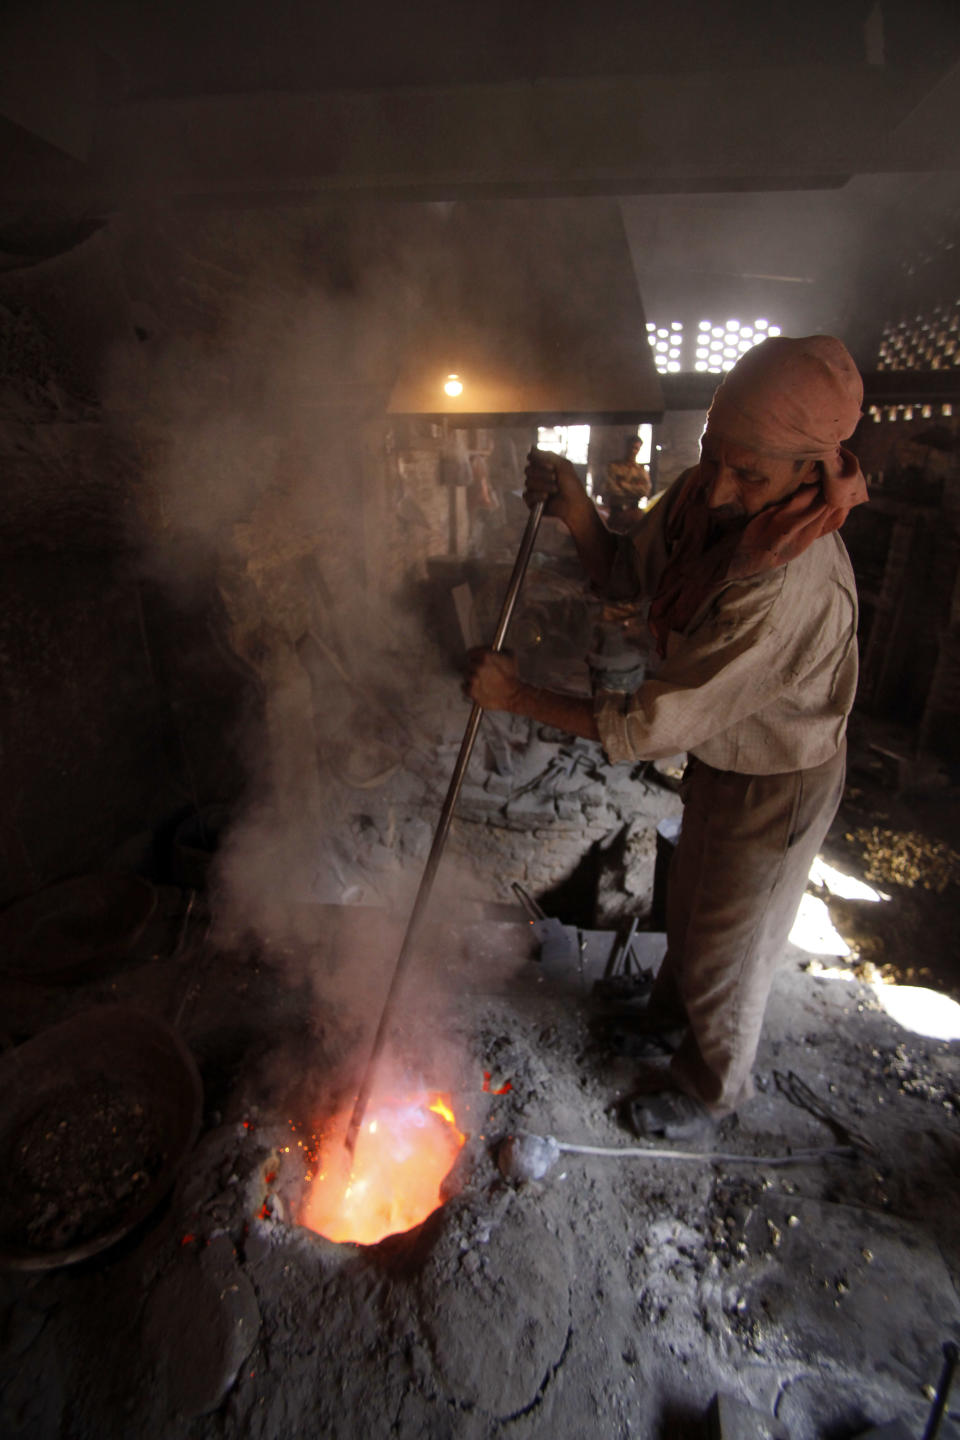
[706,506,748,542]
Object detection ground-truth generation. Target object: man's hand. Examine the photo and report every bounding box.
[465,650,601,740]
[464,648,525,713]
[524,447,591,526]
[731,482,832,575]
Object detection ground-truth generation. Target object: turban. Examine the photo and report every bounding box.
[704,334,863,461]
[648,335,869,654]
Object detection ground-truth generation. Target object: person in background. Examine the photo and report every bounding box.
[603,435,652,530]
[466,335,868,1141]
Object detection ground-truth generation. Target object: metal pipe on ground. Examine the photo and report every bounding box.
[496,1131,859,1184]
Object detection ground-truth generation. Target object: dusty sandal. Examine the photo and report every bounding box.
[622,1089,718,1143]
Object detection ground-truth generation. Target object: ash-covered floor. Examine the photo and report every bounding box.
[1,717,959,1440]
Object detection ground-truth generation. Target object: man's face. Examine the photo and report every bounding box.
[700,433,818,518]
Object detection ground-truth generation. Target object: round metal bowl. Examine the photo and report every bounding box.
[0,874,158,983]
[0,1006,202,1270]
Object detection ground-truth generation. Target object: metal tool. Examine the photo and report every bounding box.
[496,1130,857,1184]
[511,881,546,921]
[344,498,546,1154]
[511,881,578,975]
[605,916,640,980]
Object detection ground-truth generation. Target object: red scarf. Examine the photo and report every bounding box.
[648,446,868,656]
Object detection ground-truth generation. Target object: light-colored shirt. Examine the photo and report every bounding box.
[604,459,651,501]
[594,474,859,775]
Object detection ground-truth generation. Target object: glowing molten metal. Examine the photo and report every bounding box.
[300,1093,465,1246]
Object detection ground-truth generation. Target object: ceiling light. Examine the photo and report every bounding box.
[712,327,725,338]
[671,322,683,331]
[667,361,681,372]
[726,319,740,330]
[755,318,768,328]
[699,320,712,331]
[443,374,464,397]
[768,325,782,337]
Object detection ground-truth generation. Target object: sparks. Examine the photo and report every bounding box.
[299,1092,465,1246]
[428,1096,456,1127]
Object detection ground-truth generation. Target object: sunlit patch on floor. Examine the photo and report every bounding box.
[808,856,890,903]
[872,984,960,1042]
[791,854,895,957]
[797,861,960,1040]
[789,894,852,957]
[805,958,960,1041]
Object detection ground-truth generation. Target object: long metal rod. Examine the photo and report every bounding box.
[511,881,546,923]
[344,499,546,1154]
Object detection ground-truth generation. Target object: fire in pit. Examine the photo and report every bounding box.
[299,1092,464,1246]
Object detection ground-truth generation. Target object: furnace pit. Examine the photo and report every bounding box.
[297,1092,466,1246]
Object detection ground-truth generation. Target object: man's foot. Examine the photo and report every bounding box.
[621,1087,718,1143]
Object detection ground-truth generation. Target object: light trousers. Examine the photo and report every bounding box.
[648,741,846,1115]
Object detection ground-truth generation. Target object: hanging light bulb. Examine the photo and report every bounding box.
[443,374,463,397]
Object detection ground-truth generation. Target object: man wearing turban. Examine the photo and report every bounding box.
[466,335,868,1141]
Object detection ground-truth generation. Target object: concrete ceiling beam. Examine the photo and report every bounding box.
[73,65,960,210]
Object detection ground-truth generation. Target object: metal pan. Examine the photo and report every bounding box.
[0,1005,202,1270]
